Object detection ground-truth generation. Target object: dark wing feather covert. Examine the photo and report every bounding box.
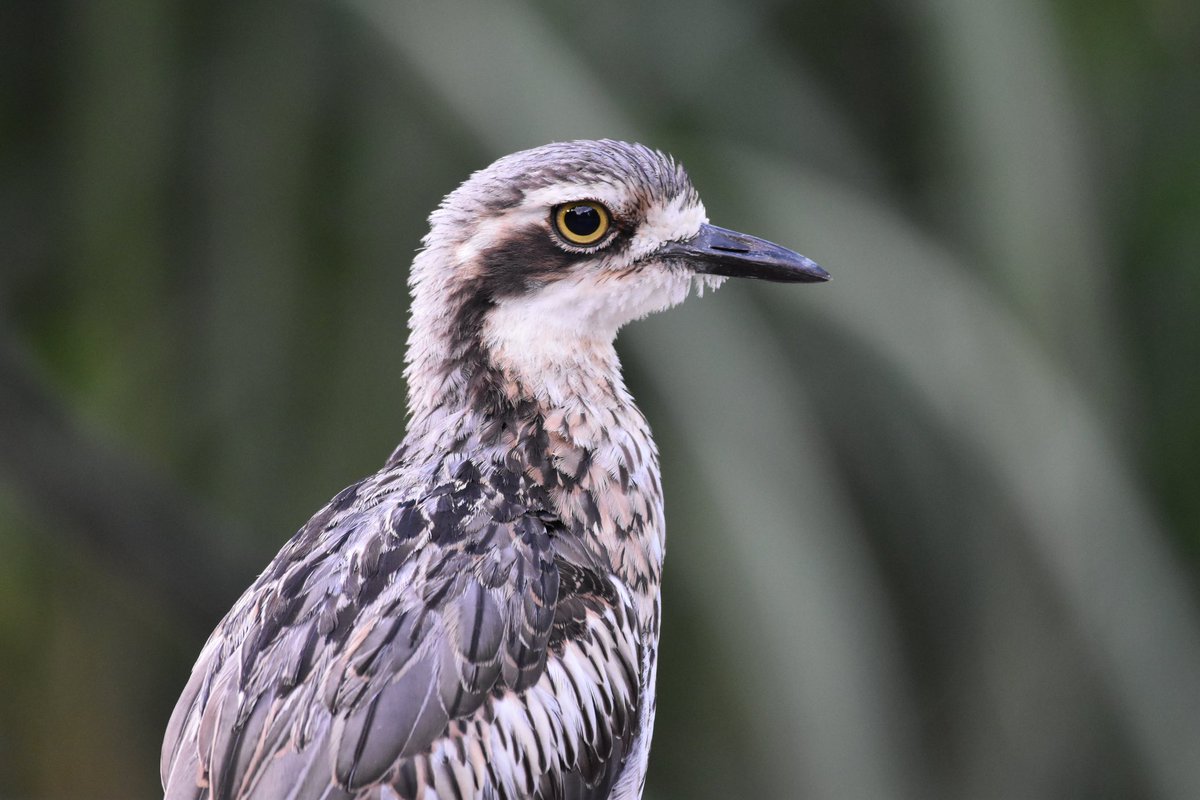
[161,459,642,800]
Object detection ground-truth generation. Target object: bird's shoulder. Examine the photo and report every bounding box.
[162,455,643,800]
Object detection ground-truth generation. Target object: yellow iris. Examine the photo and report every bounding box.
[553,201,611,246]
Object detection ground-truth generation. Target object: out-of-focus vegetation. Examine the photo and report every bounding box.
[2,1,1199,798]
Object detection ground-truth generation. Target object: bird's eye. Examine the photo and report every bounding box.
[553,201,612,246]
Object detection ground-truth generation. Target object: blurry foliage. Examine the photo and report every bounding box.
[1,1,1199,798]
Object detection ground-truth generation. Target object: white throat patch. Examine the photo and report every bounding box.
[481,194,722,394]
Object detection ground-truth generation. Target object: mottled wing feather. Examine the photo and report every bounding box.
[162,462,642,800]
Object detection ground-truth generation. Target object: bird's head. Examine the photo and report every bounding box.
[405,140,827,416]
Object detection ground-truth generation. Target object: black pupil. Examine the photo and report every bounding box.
[564,205,601,237]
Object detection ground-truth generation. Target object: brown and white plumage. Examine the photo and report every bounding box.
[162,140,827,800]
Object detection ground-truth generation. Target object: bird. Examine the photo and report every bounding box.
[161,139,828,800]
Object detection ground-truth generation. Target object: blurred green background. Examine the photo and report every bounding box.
[2,1,1199,798]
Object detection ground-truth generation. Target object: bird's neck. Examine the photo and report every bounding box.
[405,328,627,434]
[400,332,665,630]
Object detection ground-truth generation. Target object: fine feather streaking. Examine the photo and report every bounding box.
[162,140,827,800]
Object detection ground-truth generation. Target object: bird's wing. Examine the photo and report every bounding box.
[161,461,643,800]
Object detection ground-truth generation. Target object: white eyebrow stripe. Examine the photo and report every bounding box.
[523,183,629,213]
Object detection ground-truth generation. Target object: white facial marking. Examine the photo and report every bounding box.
[485,268,691,350]
[628,193,708,260]
[480,192,722,395]
[523,182,628,215]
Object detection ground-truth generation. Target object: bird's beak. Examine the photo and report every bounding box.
[659,223,829,283]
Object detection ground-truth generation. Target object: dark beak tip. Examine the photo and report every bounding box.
[806,264,832,283]
[759,256,830,284]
